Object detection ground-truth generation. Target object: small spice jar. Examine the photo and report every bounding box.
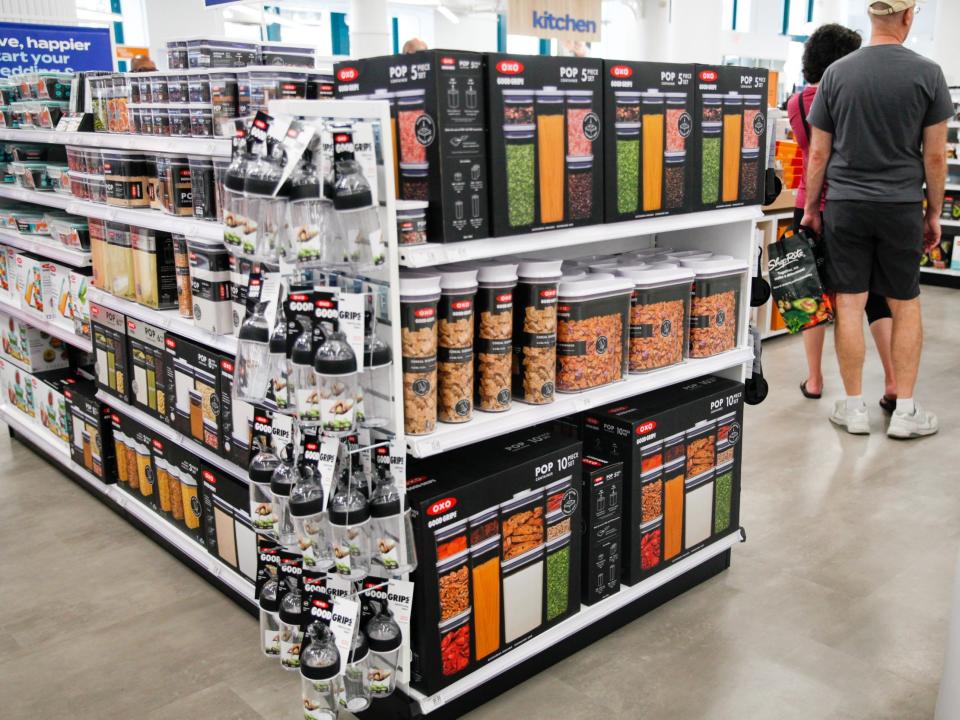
[436,265,478,424]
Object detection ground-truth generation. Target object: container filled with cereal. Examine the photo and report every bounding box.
[617,264,694,373]
[473,261,517,413]
[512,259,563,404]
[681,256,747,358]
[400,271,441,435]
[436,265,478,424]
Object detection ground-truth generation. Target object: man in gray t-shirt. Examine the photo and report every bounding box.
[802,0,951,439]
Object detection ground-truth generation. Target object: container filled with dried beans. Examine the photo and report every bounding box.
[400,271,442,435]
[473,261,517,412]
[617,264,694,372]
[512,259,563,404]
[436,265,478,424]
[681,256,747,358]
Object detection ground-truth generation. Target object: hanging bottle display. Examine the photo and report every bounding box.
[300,622,342,720]
[270,444,299,549]
[289,463,330,570]
[291,319,321,422]
[327,472,371,580]
[235,301,272,404]
[330,126,379,267]
[365,601,403,698]
[286,147,325,264]
[313,324,360,436]
[267,305,294,414]
[248,442,280,536]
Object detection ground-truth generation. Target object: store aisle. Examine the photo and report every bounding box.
[2,287,959,720]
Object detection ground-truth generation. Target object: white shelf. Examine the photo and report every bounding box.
[0,185,72,209]
[0,227,92,266]
[947,183,960,192]
[95,390,248,484]
[405,529,745,715]
[398,206,763,268]
[0,127,232,156]
[756,210,794,223]
[942,218,960,228]
[0,402,255,606]
[0,298,92,352]
[949,158,960,165]
[406,347,753,458]
[66,201,223,242]
[89,287,237,355]
[920,265,960,277]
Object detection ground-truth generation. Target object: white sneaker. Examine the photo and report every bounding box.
[829,400,870,434]
[887,402,939,439]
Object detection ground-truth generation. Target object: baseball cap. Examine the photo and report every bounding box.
[867,0,916,14]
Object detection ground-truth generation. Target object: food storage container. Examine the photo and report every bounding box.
[89,218,108,289]
[396,199,428,245]
[502,124,536,227]
[369,479,417,576]
[330,127,379,267]
[398,162,428,201]
[13,211,48,234]
[88,174,107,204]
[399,271,441,435]
[189,105,214,137]
[248,443,280,536]
[265,308,292,413]
[46,214,89,250]
[513,259,563,404]
[681,256,747,358]
[436,265,478,423]
[290,467,330,570]
[259,41,316,67]
[258,577,280,657]
[366,603,403,698]
[617,265,694,373]
[684,469,714,550]
[168,106,191,136]
[500,494,545,641]
[187,38,258,69]
[167,40,188,70]
[685,420,716,480]
[640,514,663,572]
[340,631,372,712]
[555,273,633,392]
[156,154,193,216]
[359,322,393,430]
[279,589,304,670]
[473,261,517,412]
[46,165,71,194]
[103,150,149,208]
[209,71,239,134]
[131,227,177,309]
[9,144,46,162]
[270,446,299,549]
[166,74,188,104]
[288,319,318,421]
[300,623,342,719]
[236,301,272,403]
[314,326,359,435]
[11,161,52,191]
[328,478,371,580]
[285,149,324,263]
[187,71,212,104]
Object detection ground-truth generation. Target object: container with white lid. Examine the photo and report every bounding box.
[396,199,428,246]
[666,249,712,261]
[513,258,563,404]
[399,271,442,435]
[555,273,633,393]
[586,260,622,274]
[618,265,695,372]
[681,257,748,358]
[474,261,518,413]
[436,265,478,424]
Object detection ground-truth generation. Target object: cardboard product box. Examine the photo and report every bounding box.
[47,261,74,332]
[14,254,52,322]
[602,61,695,221]
[581,375,745,585]
[335,49,490,243]
[149,434,204,536]
[90,301,129,402]
[131,227,178,310]
[0,244,17,304]
[406,426,582,695]
[126,316,168,421]
[485,53,604,236]
[64,377,114,482]
[163,333,222,455]
[31,369,72,445]
[188,242,232,334]
[198,462,258,580]
[3,360,34,417]
[110,410,160,512]
[0,311,70,373]
[69,270,91,340]
[693,65,769,211]
[580,455,623,605]
[217,352,254,469]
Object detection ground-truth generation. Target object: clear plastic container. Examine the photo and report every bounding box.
[236,301,271,403]
[286,149,323,263]
[314,326,359,435]
[399,271,441,435]
[617,265,694,372]
[258,578,280,657]
[369,479,417,576]
[328,479,371,580]
[436,265,478,423]
[248,443,280,536]
[513,259,563,404]
[270,446,299,549]
[396,199,428,246]
[279,589,304,670]
[340,631,372,712]
[681,256,748,358]
[290,466,330,570]
[366,604,403,698]
[473,261,518,412]
[300,623,342,719]
[555,273,633,392]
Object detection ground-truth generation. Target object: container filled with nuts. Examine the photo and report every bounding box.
[681,256,747,358]
[400,271,442,435]
[436,265,478,424]
[617,264,694,373]
[555,273,633,393]
[513,259,563,404]
[473,261,517,413]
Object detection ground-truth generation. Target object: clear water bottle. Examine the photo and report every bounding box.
[366,601,403,698]
[290,464,330,570]
[258,577,280,657]
[369,478,417,576]
[248,442,280,537]
[279,588,304,670]
[314,326,359,436]
[235,301,271,404]
[301,622,342,720]
[270,444,298,549]
[291,320,320,423]
[339,630,371,712]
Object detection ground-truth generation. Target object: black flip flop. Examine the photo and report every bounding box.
[800,381,822,400]
[880,395,896,414]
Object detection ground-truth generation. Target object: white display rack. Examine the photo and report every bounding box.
[0,184,72,209]
[398,206,762,268]
[89,287,238,355]
[0,298,92,352]
[95,390,249,484]
[942,218,960,228]
[0,227,92,266]
[920,265,960,277]
[947,183,960,192]
[407,347,753,458]
[403,529,745,715]
[0,127,231,156]
[0,403,255,606]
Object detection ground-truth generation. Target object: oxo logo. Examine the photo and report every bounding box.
[440,56,455,66]
[610,65,633,79]
[415,307,435,318]
[699,69,718,82]
[636,420,657,436]
[496,60,524,75]
[427,497,456,516]
[336,66,359,82]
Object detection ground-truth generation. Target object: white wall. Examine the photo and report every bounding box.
[143,0,224,66]
[0,0,76,23]
[433,12,497,53]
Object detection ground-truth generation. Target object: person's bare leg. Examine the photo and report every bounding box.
[886,297,922,400]
[834,292,869,397]
[802,325,826,395]
[868,317,897,398]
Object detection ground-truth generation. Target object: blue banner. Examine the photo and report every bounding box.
[0,22,113,77]
[204,0,246,6]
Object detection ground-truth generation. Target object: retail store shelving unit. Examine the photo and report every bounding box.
[754,210,794,340]
[0,227,92,266]
[0,297,92,352]
[0,127,232,157]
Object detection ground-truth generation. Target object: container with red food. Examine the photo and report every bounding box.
[639,518,662,571]
[468,508,499,546]
[437,552,471,625]
[435,520,468,563]
[438,613,471,677]
[640,440,662,475]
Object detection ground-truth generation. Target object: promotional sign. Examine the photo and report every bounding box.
[204,0,248,6]
[507,0,602,42]
[0,22,113,77]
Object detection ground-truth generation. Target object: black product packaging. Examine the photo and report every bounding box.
[149,434,204,539]
[693,65,769,211]
[126,316,168,421]
[335,50,490,243]
[485,53,603,236]
[406,425,582,695]
[218,352,253,469]
[198,462,258,580]
[256,537,281,600]
[603,61,695,221]
[111,410,160,513]
[64,377,114,482]
[90,301,129,402]
[581,375,744,585]
[188,242,232,335]
[163,334,222,455]
[580,455,623,605]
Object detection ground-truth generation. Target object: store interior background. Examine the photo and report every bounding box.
[8,0,960,91]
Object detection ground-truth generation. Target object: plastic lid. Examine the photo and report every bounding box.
[237,301,270,343]
[290,323,316,366]
[558,273,634,298]
[300,624,341,681]
[259,577,279,612]
[314,329,358,376]
[279,589,303,624]
[366,607,402,652]
[269,309,288,353]
[364,335,392,369]
[289,474,325,517]
[437,265,478,292]
[680,256,749,275]
[270,455,297,496]
[475,260,518,285]
[536,88,564,101]
[347,630,370,664]
[249,445,281,484]
[396,199,428,216]
[399,271,441,298]
[516,258,563,281]
[560,267,588,280]
[288,153,321,202]
[328,482,370,525]
[370,481,401,518]
[587,260,621,274]
[617,265,696,287]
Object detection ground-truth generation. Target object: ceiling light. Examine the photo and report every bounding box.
[437,4,460,23]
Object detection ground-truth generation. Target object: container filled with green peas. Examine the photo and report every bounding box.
[504,124,536,228]
[615,121,641,215]
[713,461,734,534]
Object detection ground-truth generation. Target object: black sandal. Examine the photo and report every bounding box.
[880,395,896,414]
[800,381,822,400]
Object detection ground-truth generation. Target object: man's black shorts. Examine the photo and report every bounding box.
[823,200,924,299]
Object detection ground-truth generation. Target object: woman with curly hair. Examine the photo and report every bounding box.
[789,23,897,412]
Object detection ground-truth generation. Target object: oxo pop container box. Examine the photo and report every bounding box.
[581,455,623,605]
[199,462,258,581]
[693,65,769,211]
[407,425,582,695]
[334,50,490,243]
[64,377,114,483]
[581,375,744,585]
[603,61,696,221]
[163,333,223,456]
[485,53,603,236]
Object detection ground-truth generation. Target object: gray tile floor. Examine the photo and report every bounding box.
[2,287,958,719]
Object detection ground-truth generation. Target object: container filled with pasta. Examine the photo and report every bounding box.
[399,271,441,435]
[473,260,517,412]
[681,256,747,358]
[617,264,694,372]
[436,265,478,424]
[512,258,563,404]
